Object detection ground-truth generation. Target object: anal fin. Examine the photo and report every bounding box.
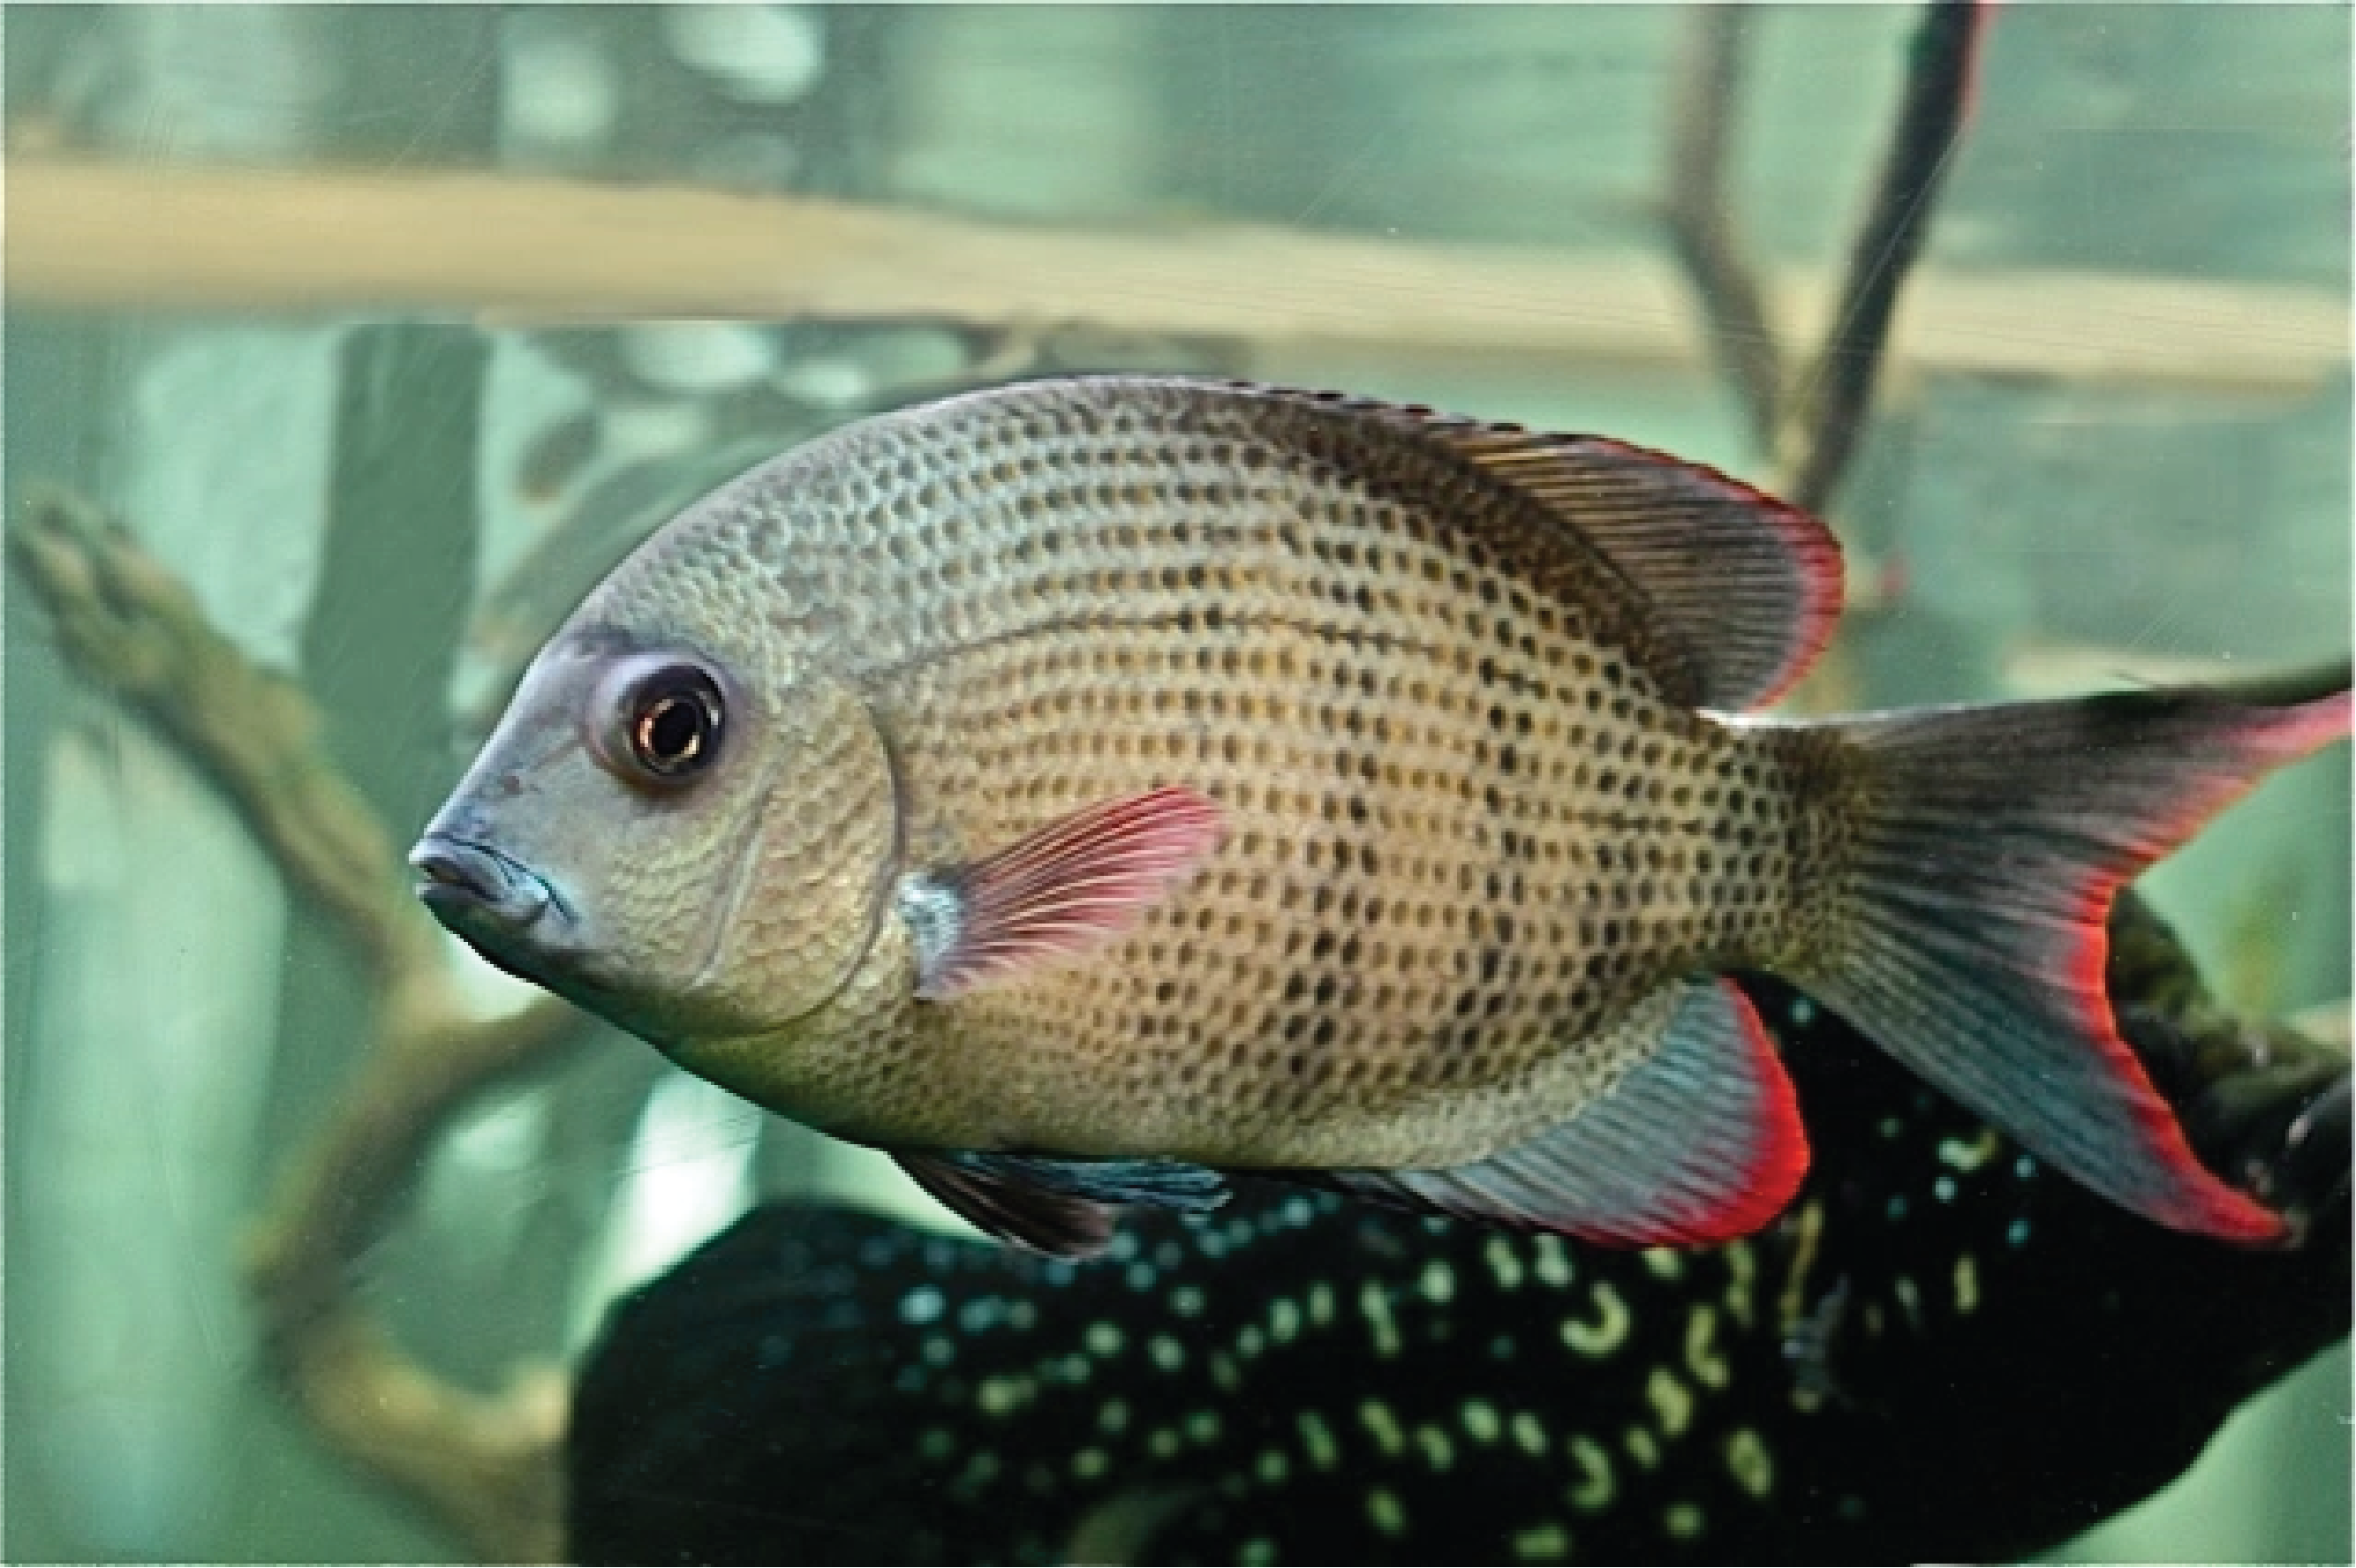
[895,1150,1229,1262]
[1332,978,1809,1247]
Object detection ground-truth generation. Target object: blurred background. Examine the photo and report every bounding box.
[4,5,2347,1562]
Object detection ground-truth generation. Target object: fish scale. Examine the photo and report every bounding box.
[704,382,1820,1164]
[873,632,1783,1164]
[418,373,2346,1254]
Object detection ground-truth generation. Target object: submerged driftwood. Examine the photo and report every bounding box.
[9,155,2342,399]
[12,491,581,1564]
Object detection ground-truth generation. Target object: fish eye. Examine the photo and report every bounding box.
[632,677,721,775]
[591,655,727,787]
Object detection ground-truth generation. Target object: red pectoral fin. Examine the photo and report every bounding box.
[907,785,1225,1001]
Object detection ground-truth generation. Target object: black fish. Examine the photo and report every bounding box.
[569,894,2349,1564]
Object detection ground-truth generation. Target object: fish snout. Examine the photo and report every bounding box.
[410,833,556,931]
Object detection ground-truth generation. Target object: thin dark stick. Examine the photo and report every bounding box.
[1780,0,1988,513]
[1663,6,1786,451]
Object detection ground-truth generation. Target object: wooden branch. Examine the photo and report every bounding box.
[10,155,2342,396]
[1664,8,1785,449]
[1661,0,1991,515]
[1778,0,1987,513]
[1656,0,1990,717]
[245,988,578,1564]
[11,490,583,1563]
[11,489,429,984]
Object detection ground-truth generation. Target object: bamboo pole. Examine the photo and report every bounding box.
[11,155,2344,396]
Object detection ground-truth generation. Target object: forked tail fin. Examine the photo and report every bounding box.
[1792,666,2350,1242]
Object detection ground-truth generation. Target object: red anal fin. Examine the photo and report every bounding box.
[908,785,1224,1001]
[1332,979,1810,1248]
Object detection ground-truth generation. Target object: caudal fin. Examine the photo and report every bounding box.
[1794,666,2350,1243]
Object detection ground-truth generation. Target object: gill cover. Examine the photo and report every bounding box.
[421,629,898,1053]
[666,671,901,1038]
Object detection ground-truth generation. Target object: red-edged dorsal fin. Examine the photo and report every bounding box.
[905,785,1225,1001]
[1436,428,1842,711]
[1330,978,1810,1247]
[1222,381,1844,712]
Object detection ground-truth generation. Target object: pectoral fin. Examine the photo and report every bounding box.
[901,785,1225,1001]
[895,1150,1230,1261]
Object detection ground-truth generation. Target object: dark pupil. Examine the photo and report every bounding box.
[638,693,706,770]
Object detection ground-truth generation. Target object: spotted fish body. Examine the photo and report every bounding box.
[566,925,2353,1565]
[593,381,1839,1163]
[416,375,2349,1255]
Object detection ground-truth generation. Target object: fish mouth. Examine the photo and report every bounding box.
[409,833,563,933]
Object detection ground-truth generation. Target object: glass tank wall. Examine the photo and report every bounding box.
[5,6,2348,1564]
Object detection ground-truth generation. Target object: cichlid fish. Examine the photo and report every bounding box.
[565,901,2352,1564]
[412,375,2350,1258]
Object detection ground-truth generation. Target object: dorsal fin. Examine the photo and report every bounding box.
[1226,381,1846,712]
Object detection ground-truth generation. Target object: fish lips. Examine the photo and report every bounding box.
[410,832,569,953]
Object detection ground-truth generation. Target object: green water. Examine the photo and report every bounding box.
[5,6,2347,1563]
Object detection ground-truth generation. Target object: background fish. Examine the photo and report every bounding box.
[567,895,2352,1565]
[415,375,2350,1256]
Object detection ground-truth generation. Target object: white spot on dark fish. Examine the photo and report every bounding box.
[1297,1410,1340,1470]
[1565,1436,1615,1509]
[1514,1522,1572,1559]
[1561,1282,1631,1357]
[1725,1428,1775,1498]
[1648,1368,1695,1438]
